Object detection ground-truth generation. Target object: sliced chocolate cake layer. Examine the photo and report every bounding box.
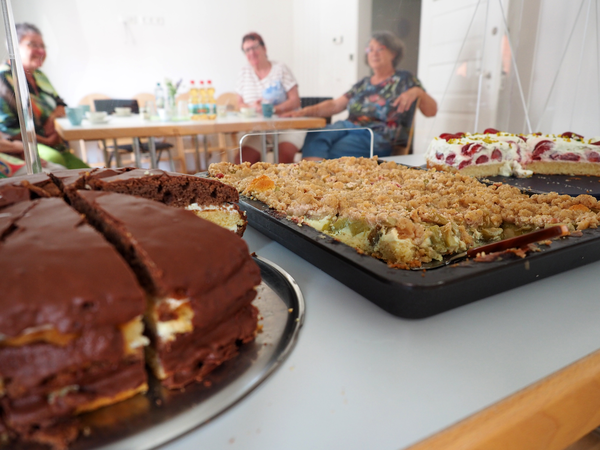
[74,167,247,235]
[0,198,148,447]
[68,190,261,389]
[0,172,61,208]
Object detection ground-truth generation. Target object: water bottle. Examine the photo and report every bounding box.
[155,82,165,109]
[198,81,207,119]
[188,80,200,120]
[206,80,216,120]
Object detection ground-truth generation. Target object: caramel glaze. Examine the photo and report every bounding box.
[0,198,146,337]
[1,359,146,432]
[154,303,259,389]
[75,167,239,207]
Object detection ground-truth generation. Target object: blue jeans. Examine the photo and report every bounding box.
[301,120,392,159]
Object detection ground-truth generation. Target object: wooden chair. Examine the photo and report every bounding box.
[132,92,156,111]
[79,93,110,111]
[392,99,420,156]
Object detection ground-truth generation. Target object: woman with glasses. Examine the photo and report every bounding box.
[284,31,437,160]
[236,32,304,164]
[0,23,88,169]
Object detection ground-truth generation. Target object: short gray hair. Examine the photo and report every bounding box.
[367,31,405,68]
[15,23,42,42]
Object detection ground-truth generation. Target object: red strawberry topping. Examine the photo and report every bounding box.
[590,139,600,146]
[483,128,500,134]
[445,153,456,165]
[491,149,502,160]
[435,151,444,160]
[461,143,482,156]
[531,140,553,160]
[475,155,489,164]
[560,131,584,140]
[588,151,600,162]
[439,132,466,142]
[215,173,224,178]
[458,160,471,170]
[551,152,580,161]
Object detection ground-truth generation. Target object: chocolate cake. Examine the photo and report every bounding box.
[63,167,247,235]
[0,198,148,448]
[67,190,261,389]
[0,172,62,208]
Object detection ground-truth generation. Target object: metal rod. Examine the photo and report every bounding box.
[132,137,142,167]
[498,0,532,134]
[272,133,279,164]
[239,128,375,162]
[192,135,201,172]
[148,137,157,169]
[569,0,593,130]
[474,0,490,133]
[427,0,483,140]
[534,0,586,131]
[1,0,41,173]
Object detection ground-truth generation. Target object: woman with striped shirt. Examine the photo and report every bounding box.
[236,32,305,164]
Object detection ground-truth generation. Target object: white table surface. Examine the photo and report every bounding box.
[162,154,600,450]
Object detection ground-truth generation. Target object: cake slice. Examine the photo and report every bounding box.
[0,171,62,208]
[525,132,600,175]
[67,190,261,389]
[0,198,148,448]
[425,130,532,178]
[61,167,247,235]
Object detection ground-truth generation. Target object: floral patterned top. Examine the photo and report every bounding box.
[344,70,423,146]
[0,62,66,144]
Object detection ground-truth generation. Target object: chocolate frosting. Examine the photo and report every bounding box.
[0,198,146,336]
[81,167,239,206]
[72,190,260,301]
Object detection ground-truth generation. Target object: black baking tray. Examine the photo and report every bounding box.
[483,174,600,198]
[240,195,600,319]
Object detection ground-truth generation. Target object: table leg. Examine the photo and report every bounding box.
[148,137,158,169]
[203,136,209,170]
[132,138,142,168]
[260,134,267,162]
[113,139,122,167]
[193,135,202,172]
[102,140,110,168]
[272,133,279,164]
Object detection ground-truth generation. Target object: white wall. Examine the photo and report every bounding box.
[2,0,370,109]
[415,0,600,154]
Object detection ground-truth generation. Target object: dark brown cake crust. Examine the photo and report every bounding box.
[154,303,259,389]
[78,167,239,207]
[67,190,261,389]
[68,190,260,301]
[0,198,146,337]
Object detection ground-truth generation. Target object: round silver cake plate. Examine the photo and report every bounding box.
[14,257,304,450]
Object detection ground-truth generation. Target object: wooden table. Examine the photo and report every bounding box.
[157,154,600,450]
[55,115,326,171]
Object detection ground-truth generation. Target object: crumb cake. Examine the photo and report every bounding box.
[67,190,261,389]
[58,167,247,235]
[0,198,148,448]
[426,130,600,177]
[209,157,600,269]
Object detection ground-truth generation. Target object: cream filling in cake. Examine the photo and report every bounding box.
[185,203,244,232]
[526,134,600,163]
[426,133,532,178]
[145,297,194,343]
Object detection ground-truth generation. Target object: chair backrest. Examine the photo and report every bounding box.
[300,97,333,124]
[94,99,140,114]
[216,92,240,111]
[78,93,110,111]
[132,93,155,109]
[392,98,420,156]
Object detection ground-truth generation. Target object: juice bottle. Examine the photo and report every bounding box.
[198,81,207,120]
[188,80,200,120]
[206,80,216,120]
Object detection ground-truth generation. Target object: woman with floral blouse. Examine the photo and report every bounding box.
[284,31,437,160]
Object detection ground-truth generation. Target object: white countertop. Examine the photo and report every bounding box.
[162,155,600,450]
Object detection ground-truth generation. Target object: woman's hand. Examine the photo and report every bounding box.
[253,99,262,113]
[392,87,422,113]
[280,109,305,118]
